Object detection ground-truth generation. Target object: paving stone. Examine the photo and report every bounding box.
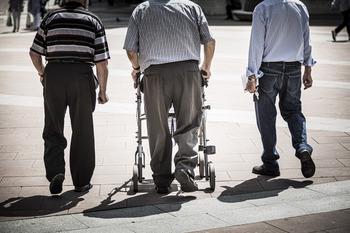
[0,152,16,160]
[0,215,87,233]
[267,210,350,233]
[338,158,350,167]
[126,212,229,233]
[72,205,174,228]
[191,222,285,233]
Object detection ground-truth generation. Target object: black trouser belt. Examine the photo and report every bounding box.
[47,59,91,65]
[262,61,301,67]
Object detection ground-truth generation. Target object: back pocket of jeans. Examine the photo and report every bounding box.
[287,74,301,94]
[260,73,278,93]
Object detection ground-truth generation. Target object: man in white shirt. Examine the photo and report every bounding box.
[245,0,316,178]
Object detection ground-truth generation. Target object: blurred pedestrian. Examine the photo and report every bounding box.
[225,0,241,20]
[9,0,24,32]
[28,0,44,30]
[29,0,110,195]
[124,0,215,194]
[41,0,48,19]
[330,0,350,41]
[245,0,316,178]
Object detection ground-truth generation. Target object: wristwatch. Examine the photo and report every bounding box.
[248,76,256,82]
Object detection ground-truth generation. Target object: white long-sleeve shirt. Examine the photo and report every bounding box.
[246,0,316,78]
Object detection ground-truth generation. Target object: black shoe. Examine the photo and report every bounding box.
[252,165,280,177]
[74,182,93,192]
[156,186,171,194]
[175,169,198,192]
[299,150,315,178]
[332,30,337,41]
[49,173,65,194]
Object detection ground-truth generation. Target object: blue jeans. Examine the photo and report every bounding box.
[255,62,313,171]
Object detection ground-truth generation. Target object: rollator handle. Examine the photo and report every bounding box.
[200,70,208,87]
[134,72,141,89]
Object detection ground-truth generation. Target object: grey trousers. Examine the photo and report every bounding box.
[143,60,203,187]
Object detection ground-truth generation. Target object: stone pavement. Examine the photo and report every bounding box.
[0,0,350,232]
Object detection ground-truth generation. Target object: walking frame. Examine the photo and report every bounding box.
[132,71,216,192]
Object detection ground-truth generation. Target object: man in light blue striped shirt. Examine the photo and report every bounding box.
[124,0,215,193]
[245,0,316,178]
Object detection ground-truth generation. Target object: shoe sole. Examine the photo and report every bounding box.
[50,174,65,194]
[175,170,198,192]
[252,169,280,177]
[74,183,93,192]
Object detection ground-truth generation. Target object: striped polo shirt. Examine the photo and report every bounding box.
[30,1,110,64]
[123,0,214,71]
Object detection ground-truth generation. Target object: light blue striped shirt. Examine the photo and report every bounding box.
[123,0,214,71]
[246,0,316,78]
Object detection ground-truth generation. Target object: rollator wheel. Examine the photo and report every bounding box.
[199,153,205,178]
[133,164,138,192]
[209,162,215,190]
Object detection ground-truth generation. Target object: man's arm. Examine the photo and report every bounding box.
[126,50,141,83]
[245,10,265,94]
[29,50,45,83]
[200,39,215,79]
[96,60,109,104]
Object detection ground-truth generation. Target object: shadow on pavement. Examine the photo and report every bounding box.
[0,190,87,217]
[217,176,313,203]
[82,179,196,218]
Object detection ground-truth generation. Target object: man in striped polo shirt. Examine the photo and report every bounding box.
[245,0,316,178]
[29,0,110,194]
[124,0,215,193]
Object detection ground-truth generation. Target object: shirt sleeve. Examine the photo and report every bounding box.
[123,13,139,53]
[30,22,47,56]
[94,23,110,62]
[196,6,215,45]
[246,10,265,78]
[302,9,316,67]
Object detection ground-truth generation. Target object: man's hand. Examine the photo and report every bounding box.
[245,75,258,93]
[303,66,313,90]
[131,69,141,83]
[200,68,211,80]
[98,91,109,104]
